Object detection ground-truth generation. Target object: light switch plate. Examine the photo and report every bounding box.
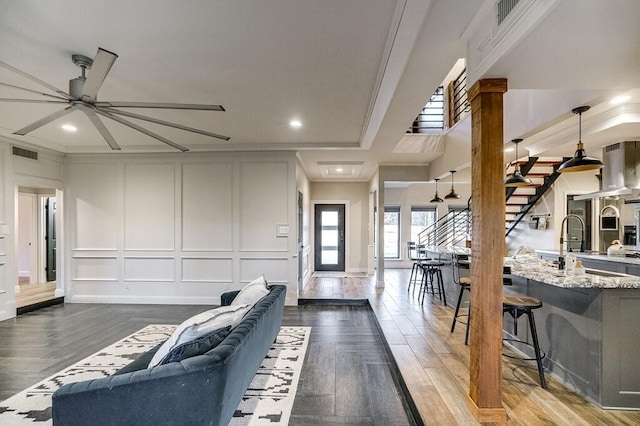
[276,224,289,237]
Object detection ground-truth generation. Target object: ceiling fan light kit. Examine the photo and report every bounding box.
[0,47,229,152]
[557,106,604,173]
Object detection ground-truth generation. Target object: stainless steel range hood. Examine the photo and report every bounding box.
[574,141,640,201]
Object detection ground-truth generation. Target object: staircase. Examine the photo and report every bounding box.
[505,157,570,237]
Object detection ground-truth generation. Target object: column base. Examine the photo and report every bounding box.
[466,395,507,424]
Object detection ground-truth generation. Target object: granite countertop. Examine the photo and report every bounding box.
[424,245,471,255]
[535,249,640,265]
[505,254,640,289]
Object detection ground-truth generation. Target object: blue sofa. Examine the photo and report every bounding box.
[52,285,287,426]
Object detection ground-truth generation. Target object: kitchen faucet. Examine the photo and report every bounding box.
[558,214,586,269]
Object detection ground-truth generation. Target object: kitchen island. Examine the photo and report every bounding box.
[504,254,640,409]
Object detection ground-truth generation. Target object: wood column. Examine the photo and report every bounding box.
[467,78,508,424]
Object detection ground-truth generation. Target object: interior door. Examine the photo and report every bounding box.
[45,197,57,282]
[314,204,345,271]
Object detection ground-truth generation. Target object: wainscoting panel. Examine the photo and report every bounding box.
[181,257,233,283]
[239,257,289,283]
[240,162,289,252]
[71,256,118,281]
[181,163,233,251]
[67,163,119,250]
[124,163,175,250]
[124,257,174,282]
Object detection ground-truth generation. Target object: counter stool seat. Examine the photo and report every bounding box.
[419,260,447,306]
[503,293,547,389]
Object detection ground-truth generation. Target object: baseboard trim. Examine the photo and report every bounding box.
[17,297,64,316]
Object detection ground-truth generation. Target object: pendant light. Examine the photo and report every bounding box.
[430,178,443,203]
[557,106,604,173]
[445,170,461,199]
[504,139,534,187]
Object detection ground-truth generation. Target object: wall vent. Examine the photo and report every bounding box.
[497,0,521,25]
[12,146,38,160]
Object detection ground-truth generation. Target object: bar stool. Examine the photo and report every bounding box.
[450,254,471,344]
[419,260,446,306]
[502,293,547,389]
[460,266,512,346]
[407,242,428,294]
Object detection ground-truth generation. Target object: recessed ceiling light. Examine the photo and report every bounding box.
[610,94,631,105]
[336,168,343,172]
[61,124,77,132]
[289,120,302,128]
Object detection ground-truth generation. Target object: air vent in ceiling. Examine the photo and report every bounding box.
[497,0,521,26]
[12,146,38,160]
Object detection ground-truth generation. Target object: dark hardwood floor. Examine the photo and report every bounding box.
[0,302,413,425]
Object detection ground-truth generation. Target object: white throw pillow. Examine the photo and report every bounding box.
[148,304,250,368]
[231,275,269,306]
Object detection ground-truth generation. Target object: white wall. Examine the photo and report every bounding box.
[64,151,299,306]
[17,193,33,278]
[295,157,312,289]
[310,182,371,273]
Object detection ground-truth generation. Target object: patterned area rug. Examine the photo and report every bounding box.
[0,324,310,425]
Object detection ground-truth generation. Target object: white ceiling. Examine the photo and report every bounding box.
[1,0,639,182]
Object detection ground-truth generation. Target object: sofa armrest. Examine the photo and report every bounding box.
[220,290,241,306]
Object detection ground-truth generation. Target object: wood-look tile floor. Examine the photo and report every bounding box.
[0,302,412,425]
[300,268,640,425]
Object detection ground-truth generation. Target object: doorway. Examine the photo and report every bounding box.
[314,204,345,271]
[16,188,59,310]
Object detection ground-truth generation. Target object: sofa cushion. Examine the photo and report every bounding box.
[148,304,250,368]
[158,325,231,365]
[231,275,269,306]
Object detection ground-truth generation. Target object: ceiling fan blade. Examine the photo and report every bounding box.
[100,107,230,141]
[0,82,70,101]
[13,106,74,135]
[96,109,188,152]
[0,97,69,104]
[82,109,121,150]
[95,101,225,111]
[0,60,71,100]
[81,48,118,103]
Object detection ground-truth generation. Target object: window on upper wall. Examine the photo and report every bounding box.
[411,206,437,244]
[384,206,401,259]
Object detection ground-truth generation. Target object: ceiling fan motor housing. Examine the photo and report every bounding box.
[69,76,86,100]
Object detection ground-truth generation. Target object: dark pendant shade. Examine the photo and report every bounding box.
[504,138,534,187]
[431,178,443,203]
[557,106,604,173]
[444,170,460,199]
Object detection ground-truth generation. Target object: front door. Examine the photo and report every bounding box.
[314,204,345,271]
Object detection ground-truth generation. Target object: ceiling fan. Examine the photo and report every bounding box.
[0,47,229,152]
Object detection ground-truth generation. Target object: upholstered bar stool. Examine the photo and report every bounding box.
[419,259,447,306]
[502,293,547,389]
[450,254,471,344]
